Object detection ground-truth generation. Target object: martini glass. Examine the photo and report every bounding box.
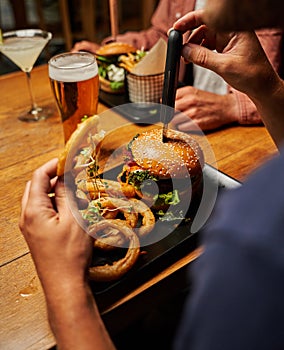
[0,29,52,121]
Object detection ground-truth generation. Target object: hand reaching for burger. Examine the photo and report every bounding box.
[71,40,100,54]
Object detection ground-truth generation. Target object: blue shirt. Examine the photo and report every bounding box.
[174,149,284,349]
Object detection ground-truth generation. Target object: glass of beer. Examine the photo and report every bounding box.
[48,52,99,142]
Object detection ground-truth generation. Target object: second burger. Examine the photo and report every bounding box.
[96,42,146,94]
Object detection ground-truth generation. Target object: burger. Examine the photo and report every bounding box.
[118,128,204,216]
[96,42,146,94]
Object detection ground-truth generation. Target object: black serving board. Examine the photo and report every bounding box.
[99,89,161,123]
[91,164,241,309]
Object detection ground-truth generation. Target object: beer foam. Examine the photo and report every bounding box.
[49,53,98,82]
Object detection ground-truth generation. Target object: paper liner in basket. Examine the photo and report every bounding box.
[131,38,167,75]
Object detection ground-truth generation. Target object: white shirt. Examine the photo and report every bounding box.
[193,0,227,95]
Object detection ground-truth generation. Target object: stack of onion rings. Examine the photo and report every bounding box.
[82,187,156,281]
[80,195,156,282]
[88,219,140,282]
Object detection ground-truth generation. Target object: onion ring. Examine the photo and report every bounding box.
[76,176,136,200]
[88,219,140,282]
[90,197,138,227]
[126,198,155,237]
[98,197,155,237]
[93,219,127,250]
[88,197,138,249]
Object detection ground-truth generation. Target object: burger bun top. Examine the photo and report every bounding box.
[130,128,204,179]
[96,42,136,57]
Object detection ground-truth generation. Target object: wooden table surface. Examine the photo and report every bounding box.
[0,64,278,350]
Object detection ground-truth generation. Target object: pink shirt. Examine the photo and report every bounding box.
[103,0,283,125]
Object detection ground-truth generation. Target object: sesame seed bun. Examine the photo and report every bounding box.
[96,42,136,57]
[130,128,204,179]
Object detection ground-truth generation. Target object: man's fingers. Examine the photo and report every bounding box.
[54,178,71,215]
[173,9,205,33]
[19,158,58,231]
[29,158,58,198]
[21,180,31,210]
[182,43,222,74]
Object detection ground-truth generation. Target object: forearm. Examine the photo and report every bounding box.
[102,27,164,50]
[45,279,116,350]
[251,77,284,150]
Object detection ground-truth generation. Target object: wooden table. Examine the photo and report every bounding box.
[0,65,278,350]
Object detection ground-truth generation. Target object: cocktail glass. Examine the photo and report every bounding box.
[0,29,52,121]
